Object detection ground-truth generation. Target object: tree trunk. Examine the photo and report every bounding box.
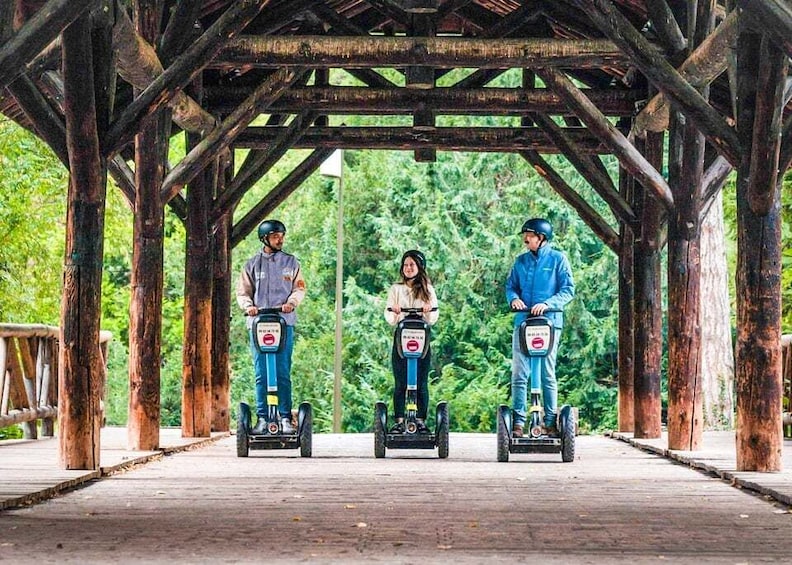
[699,191,734,429]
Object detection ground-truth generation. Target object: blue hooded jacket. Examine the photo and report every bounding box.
[505,243,575,329]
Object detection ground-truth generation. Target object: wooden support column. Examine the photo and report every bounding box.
[632,132,665,439]
[617,160,634,432]
[182,119,215,438]
[59,12,107,470]
[666,1,714,452]
[211,155,233,432]
[734,32,785,472]
[127,0,168,451]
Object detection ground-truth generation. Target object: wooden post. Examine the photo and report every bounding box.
[182,119,214,438]
[632,132,665,439]
[617,163,635,432]
[211,156,233,432]
[666,3,713,452]
[734,32,785,472]
[59,13,107,470]
[127,0,168,451]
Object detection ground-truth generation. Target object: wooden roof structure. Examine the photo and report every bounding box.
[1,0,790,472]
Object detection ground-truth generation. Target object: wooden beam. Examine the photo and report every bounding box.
[232,125,610,154]
[0,0,95,91]
[160,66,306,203]
[645,0,686,54]
[617,162,635,432]
[104,0,270,157]
[739,0,792,59]
[158,0,203,65]
[633,9,740,136]
[700,155,733,221]
[204,85,642,116]
[536,68,675,209]
[212,111,317,223]
[572,0,741,166]
[214,35,629,69]
[532,112,636,225]
[59,12,106,471]
[7,74,69,166]
[231,148,335,247]
[520,150,619,252]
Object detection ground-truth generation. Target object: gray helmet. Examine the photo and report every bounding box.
[258,219,286,243]
[519,218,553,242]
[401,249,426,271]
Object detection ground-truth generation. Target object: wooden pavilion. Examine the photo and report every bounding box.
[1,0,789,472]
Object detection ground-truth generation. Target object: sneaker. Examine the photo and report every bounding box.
[416,420,430,434]
[542,424,559,437]
[513,424,524,438]
[252,419,267,435]
[281,418,295,434]
[389,421,405,434]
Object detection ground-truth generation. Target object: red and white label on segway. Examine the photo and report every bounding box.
[400,328,426,356]
[523,325,551,356]
[256,322,282,349]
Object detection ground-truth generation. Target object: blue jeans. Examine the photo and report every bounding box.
[250,325,294,419]
[511,327,561,428]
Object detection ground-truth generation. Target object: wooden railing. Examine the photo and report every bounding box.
[0,324,111,438]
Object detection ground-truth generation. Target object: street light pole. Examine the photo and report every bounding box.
[321,150,344,433]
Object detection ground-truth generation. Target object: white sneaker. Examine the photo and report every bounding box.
[281,418,295,434]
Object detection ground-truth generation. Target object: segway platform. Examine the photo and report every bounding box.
[237,401,312,457]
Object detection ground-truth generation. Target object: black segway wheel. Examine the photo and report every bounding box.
[497,404,511,462]
[374,401,387,458]
[559,405,576,463]
[299,402,313,458]
[436,401,449,459]
[237,402,251,458]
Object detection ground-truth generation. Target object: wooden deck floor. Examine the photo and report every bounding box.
[0,431,791,562]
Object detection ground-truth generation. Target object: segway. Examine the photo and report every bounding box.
[237,307,312,458]
[374,307,449,459]
[497,311,575,462]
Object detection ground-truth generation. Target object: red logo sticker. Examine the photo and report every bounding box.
[407,340,420,352]
[263,334,276,346]
[531,336,545,349]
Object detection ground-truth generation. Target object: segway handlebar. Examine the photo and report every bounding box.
[509,306,562,314]
[247,306,286,316]
[388,306,439,315]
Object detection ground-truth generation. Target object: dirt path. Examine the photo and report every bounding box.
[1,433,790,563]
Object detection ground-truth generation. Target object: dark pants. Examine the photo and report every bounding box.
[391,337,431,420]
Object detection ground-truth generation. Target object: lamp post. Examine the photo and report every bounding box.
[320,150,344,433]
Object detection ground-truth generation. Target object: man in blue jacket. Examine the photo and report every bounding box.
[505,218,575,438]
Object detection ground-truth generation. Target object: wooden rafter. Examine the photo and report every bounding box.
[0,0,95,91]
[535,67,674,209]
[160,66,306,203]
[571,0,741,166]
[103,0,270,157]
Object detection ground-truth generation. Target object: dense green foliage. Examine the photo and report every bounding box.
[2,113,790,436]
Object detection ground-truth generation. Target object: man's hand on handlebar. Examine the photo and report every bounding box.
[510,299,550,316]
[531,303,549,316]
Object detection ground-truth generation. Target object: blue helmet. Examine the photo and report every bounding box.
[519,218,553,242]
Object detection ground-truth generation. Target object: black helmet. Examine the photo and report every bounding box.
[401,249,426,271]
[258,219,286,243]
[519,218,553,241]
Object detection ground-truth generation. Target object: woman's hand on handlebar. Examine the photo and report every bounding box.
[245,306,259,316]
[530,303,549,316]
